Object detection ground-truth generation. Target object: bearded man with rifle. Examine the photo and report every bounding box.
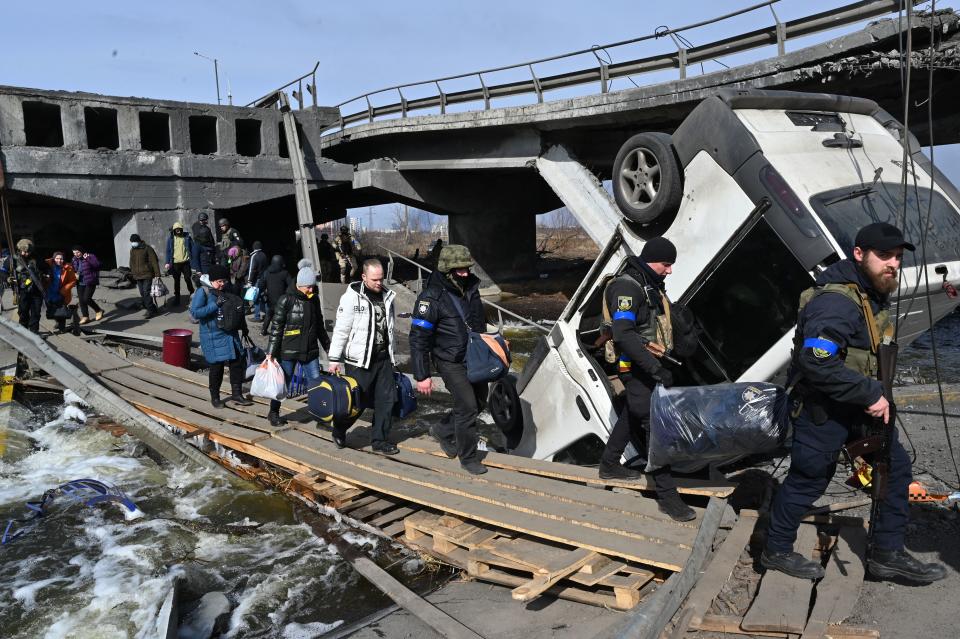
[761,222,945,583]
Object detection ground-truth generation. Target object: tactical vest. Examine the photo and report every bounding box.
[601,275,673,373]
[794,282,894,378]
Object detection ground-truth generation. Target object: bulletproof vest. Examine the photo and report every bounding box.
[601,274,674,371]
[794,282,893,378]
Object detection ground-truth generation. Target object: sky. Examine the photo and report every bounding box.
[4,0,956,228]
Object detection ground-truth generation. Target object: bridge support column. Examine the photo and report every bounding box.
[112,210,193,268]
[448,211,537,285]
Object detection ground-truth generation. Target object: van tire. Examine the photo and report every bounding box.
[489,377,523,448]
[612,132,683,224]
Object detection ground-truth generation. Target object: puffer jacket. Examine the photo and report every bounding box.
[268,289,331,362]
[257,258,293,305]
[129,244,160,280]
[328,282,396,368]
[44,259,78,305]
[190,282,245,363]
[409,270,485,381]
[72,253,101,286]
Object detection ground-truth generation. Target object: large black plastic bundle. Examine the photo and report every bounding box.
[647,382,789,472]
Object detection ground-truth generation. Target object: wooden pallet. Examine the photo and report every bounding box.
[672,519,878,639]
[403,511,656,610]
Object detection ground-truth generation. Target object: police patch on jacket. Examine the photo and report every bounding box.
[617,296,632,311]
[417,300,430,315]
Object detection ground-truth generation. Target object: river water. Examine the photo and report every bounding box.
[0,394,450,639]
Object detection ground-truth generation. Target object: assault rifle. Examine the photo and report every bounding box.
[843,339,898,552]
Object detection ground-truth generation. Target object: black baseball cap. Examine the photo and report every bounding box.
[854,222,915,252]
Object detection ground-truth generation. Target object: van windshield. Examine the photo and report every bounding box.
[810,182,960,265]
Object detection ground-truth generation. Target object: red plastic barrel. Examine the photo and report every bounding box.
[162,328,193,369]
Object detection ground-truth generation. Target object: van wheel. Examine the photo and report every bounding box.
[489,377,523,448]
[612,132,683,224]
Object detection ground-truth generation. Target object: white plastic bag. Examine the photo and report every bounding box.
[250,358,286,400]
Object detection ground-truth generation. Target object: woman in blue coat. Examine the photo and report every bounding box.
[190,264,253,408]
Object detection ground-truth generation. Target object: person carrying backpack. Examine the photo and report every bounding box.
[265,261,331,427]
[256,255,292,336]
[191,264,253,409]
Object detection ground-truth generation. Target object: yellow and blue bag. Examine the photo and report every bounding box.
[307,372,362,426]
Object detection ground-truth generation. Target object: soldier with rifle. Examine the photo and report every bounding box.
[13,238,48,334]
[762,222,945,583]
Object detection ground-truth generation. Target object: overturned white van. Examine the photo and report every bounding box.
[490,89,960,463]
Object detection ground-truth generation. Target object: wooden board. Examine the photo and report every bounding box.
[800,526,867,639]
[133,400,269,445]
[257,436,688,569]
[696,615,880,639]
[679,512,757,631]
[742,523,819,633]
[298,425,703,538]
[275,429,693,563]
[398,436,735,497]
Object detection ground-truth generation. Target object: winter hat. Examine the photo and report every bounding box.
[437,245,474,273]
[16,238,33,253]
[297,258,313,270]
[252,241,262,251]
[296,266,316,287]
[130,233,142,244]
[199,211,209,222]
[172,221,184,230]
[640,237,677,265]
[207,264,230,282]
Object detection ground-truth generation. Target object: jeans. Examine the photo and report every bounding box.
[253,297,267,321]
[600,374,677,497]
[136,279,157,313]
[77,284,102,318]
[170,261,194,299]
[346,351,395,444]
[434,358,488,465]
[269,358,321,413]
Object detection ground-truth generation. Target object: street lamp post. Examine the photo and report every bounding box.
[193,51,221,105]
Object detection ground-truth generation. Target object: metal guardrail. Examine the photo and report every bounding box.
[246,61,320,109]
[328,0,914,129]
[379,245,550,333]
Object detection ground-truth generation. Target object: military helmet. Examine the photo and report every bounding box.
[218,217,230,227]
[340,225,349,234]
[15,238,34,253]
[437,244,474,273]
[198,211,209,222]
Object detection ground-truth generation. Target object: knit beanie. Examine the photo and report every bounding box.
[207,264,230,282]
[297,258,313,270]
[130,233,142,244]
[639,237,677,264]
[296,266,316,287]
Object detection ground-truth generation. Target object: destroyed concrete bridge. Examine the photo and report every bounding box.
[1,0,958,279]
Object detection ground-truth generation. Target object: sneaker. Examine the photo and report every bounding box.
[760,549,825,580]
[656,491,697,522]
[78,317,89,325]
[868,548,947,583]
[429,424,458,458]
[461,461,488,475]
[94,310,104,321]
[373,442,399,455]
[598,460,643,480]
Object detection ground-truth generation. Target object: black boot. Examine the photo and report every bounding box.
[267,411,287,427]
[656,490,696,522]
[332,426,347,449]
[429,424,457,458]
[760,549,825,580]
[373,441,399,455]
[868,548,947,583]
[230,384,253,406]
[461,460,488,475]
[210,389,226,409]
[598,460,643,480]
[172,295,181,307]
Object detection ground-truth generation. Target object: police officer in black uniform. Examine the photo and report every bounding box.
[762,222,946,583]
[191,211,216,276]
[409,244,489,475]
[598,236,695,522]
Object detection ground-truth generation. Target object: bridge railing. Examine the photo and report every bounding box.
[246,62,320,109]
[379,245,550,334]
[328,0,914,130]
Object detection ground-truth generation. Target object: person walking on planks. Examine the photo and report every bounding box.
[328,258,399,454]
[191,264,254,409]
[128,234,162,319]
[762,223,946,583]
[71,245,104,324]
[409,245,489,475]
[264,261,331,427]
[596,236,694,522]
[44,251,78,334]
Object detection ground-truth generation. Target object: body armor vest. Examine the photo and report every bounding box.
[601,275,673,373]
[794,282,894,378]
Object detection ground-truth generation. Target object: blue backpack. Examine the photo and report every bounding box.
[446,292,511,384]
[393,372,417,419]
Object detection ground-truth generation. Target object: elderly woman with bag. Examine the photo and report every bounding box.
[190,264,254,409]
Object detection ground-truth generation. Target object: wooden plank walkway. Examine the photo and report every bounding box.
[43,332,741,608]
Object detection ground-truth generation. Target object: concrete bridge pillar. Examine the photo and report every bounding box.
[111,209,196,268]
[447,211,537,283]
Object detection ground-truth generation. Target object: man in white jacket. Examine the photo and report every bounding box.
[328,259,399,454]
